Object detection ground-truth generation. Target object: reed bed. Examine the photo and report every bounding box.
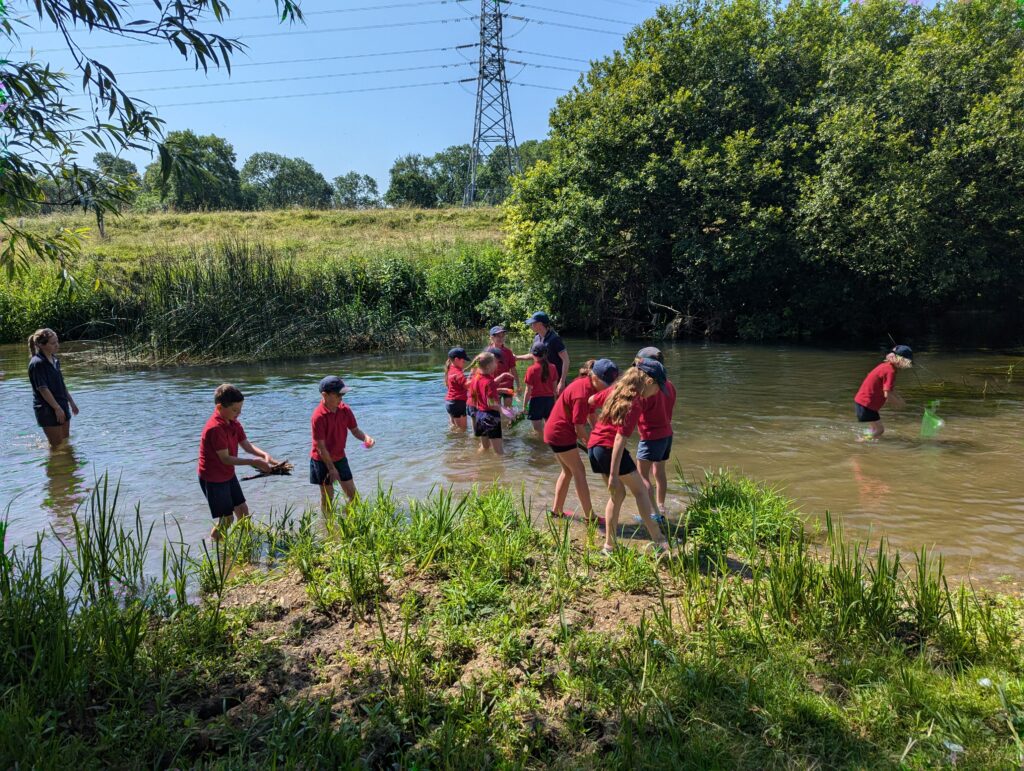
[1,470,1022,767]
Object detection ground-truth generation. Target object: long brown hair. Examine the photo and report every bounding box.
[533,347,551,382]
[28,328,56,357]
[601,367,654,425]
[577,359,597,380]
[444,358,464,388]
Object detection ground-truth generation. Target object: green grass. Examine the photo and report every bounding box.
[2,472,1023,768]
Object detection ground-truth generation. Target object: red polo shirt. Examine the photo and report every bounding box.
[493,345,517,379]
[587,387,642,449]
[855,362,897,412]
[471,373,499,411]
[446,366,468,401]
[638,380,677,441]
[525,362,558,398]
[197,411,247,483]
[310,401,358,461]
[543,376,600,446]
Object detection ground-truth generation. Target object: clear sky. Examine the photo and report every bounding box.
[13,0,662,190]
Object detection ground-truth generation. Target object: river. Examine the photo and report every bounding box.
[1,340,1021,584]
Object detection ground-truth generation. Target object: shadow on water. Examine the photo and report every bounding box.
[42,443,89,535]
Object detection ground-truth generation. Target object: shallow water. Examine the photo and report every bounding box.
[1,340,1022,584]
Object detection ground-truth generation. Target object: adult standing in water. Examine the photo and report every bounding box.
[519,312,569,395]
[28,328,80,448]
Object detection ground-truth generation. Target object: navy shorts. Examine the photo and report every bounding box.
[310,457,353,485]
[547,442,579,454]
[527,395,555,421]
[446,400,467,418]
[473,410,503,439]
[855,403,881,423]
[588,445,638,476]
[467,404,477,419]
[199,475,246,519]
[35,401,71,428]
[637,435,673,462]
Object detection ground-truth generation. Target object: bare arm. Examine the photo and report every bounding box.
[351,426,375,448]
[557,350,570,392]
[217,446,271,473]
[36,385,63,412]
[239,439,275,465]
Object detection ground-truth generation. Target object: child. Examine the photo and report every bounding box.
[854,345,912,439]
[587,360,673,556]
[444,347,469,431]
[310,376,375,513]
[197,384,278,541]
[522,342,558,436]
[543,358,620,525]
[469,351,504,455]
[488,325,519,403]
[634,347,676,522]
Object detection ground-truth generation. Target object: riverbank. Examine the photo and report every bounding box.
[2,473,1022,768]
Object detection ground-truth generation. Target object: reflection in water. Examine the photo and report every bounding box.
[43,443,88,532]
[850,456,892,506]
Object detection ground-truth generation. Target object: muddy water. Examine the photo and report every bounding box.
[1,341,1022,583]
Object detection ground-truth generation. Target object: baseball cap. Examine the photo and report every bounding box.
[591,358,619,386]
[319,375,350,394]
[489,325,507,336]
[525,311,551,326]
[891,344,913,361]
[485,346,504,358]
[448,347,468,360]
[636,346,663,362]
[530,341,548,356]
[635,358,669,392]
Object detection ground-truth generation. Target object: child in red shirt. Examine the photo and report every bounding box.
[522,342,559,436]
[444,347,469,431]
[197,383,278,541]
[587,360,673,556]
[543,358,619,525]
[489,325,519,404]
[469,351,504,455]
[854,345,912,439]
[634,347,676,523]
[310,376,375,513]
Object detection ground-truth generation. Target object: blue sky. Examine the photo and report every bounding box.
[13,0,662,190]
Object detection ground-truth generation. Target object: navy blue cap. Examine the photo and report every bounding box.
[530,341,548,356]
[636,346,663,362]
[891,344,913,361]
[525,311,551,326]
[489,325,507,336]
[448,347,468,360]
[635,358,668,392]
[319,375,350,394]
[592,358,619,386]
[485,346,504,358]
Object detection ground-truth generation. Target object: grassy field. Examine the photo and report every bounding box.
[16,207,505,267]
[2,472,1022,768]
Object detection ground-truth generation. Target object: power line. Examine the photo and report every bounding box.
[509,80,571,93]
[502,14,626,36]
[117,45,472,76]
[509,3,633,26]
[507,59,583,73]
[129,61,472,92]
[19,17,478,54]
[155,79,462,108]
[506,47,589,64]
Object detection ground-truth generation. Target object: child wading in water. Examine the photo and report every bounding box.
[588,359,674,556]
[444,347,469,431]
[522,342,558,436]
[634,346,676,523]
[197,384,279,541]
[310,376,375,513]
[470,351,504,455]
[543,358,620,525]
[854,345,913,439]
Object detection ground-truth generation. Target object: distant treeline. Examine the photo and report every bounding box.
[28,136,550,216]
[506,0,1024,341]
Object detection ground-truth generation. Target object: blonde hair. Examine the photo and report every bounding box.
[470,351,497,374]
[601,367,655,425]
[28,328,56,357]
[885,352,912,370]
[444,358,461,388]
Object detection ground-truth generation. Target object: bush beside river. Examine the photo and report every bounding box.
[2,473,1022,768]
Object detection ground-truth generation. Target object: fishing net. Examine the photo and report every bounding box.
[920,400,945,438]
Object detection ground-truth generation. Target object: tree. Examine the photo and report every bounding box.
[384,154,437,208]
[142,130,242,212]
[333,172,380,209]
[429,144,473,206]
[94,153,141,207]
[0,1,303,273]
[240,152,333,209]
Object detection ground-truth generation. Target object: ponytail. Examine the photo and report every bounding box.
[28,328,56,357]
[534,348,550,382]
[471,351,496,373]
[444,358,455,388]
[578,359,597,380]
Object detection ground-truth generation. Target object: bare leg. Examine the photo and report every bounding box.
[620,471,668,546]
[531,419,544,436]
[552,464,572,514]
[319,483,336,514]
[638,458,659,514]
[210,513,234,541]
[339,479,358,501]
[859,420,884,440]
[479,437,491,453]
[492,438,504,456]
[653,461,668,511]
[602,476,626,551]
[456,416,467,431]
[42,425,65,449]
[565,451,595,519]
[61,422,71,443]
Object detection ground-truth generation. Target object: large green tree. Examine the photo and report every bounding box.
[384,154,437,208]
[0,0,303,273]
[333,172,380,209]
[142,130,242,212]
[506,0,1024,339]
[240,152,332,209]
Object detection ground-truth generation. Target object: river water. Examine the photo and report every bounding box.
[1,340,1022,583]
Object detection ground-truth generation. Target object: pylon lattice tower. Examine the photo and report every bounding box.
[463,0,520,206]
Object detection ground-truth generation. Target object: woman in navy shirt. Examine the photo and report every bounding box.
[28,328,80,448]
[518,311,569,395]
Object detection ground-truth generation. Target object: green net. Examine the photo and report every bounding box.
[920,400,945,438]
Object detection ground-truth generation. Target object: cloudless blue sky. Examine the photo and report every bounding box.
[14,0,663,190]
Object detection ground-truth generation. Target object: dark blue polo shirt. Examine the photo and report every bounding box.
[28,353,69,409]
[534,329,567,380]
